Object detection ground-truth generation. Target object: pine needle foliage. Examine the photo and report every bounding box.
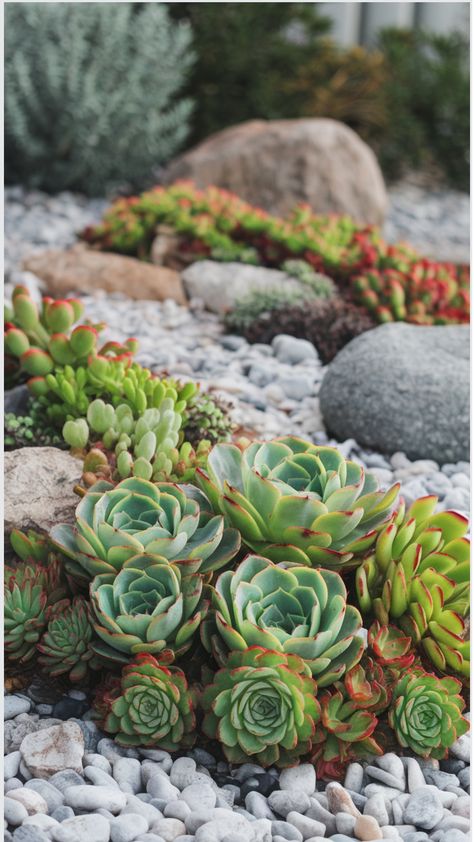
[5,3,194,195]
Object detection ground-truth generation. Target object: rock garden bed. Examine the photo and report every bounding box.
[4,185,470,842]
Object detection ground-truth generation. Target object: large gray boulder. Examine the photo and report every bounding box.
[164,118,387,225]
[319,324,469,463]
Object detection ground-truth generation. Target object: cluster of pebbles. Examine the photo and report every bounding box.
[4,185,471,840]
[3,690,471,842]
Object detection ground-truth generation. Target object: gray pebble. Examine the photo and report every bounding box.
[336,813,357,835]
[4,752,21,780]
[180,782,216,812]
[5,779,23,793]
[12,828,49,842]
[403,759,426,794]
[48,771,84,794]
[344,764,364,794]
[97,738,140,763]
[306,799,337,835]
[4,796,28,827]
[403,790,444,830]
[121,794,162,827]
[63,784,127,813]
[113,758,142,795]
[4,696,31,720]
[111,814,149,842]
[163,801,191,822]
[150,818,186,840]
[268,789,311,817]
[147,775,180,802]
[423,770,460,790]
[25,779,64,812]
[51,814,111,842]
[279,764,316,796]
[365,766,405,791]
[84,765,120,788]
[245,791,275,820]
[84,753,112,774]
[271,820,303,841]
[364,794,390,826]
[50,807,75,822]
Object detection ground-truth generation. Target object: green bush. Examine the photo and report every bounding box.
[5,3,194,195]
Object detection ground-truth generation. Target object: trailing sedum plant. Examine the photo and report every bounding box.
[198,437,399,569]
[51,477,240,582]
[90,554,207,665]
[356,496,470,679]
[97,653,196,750]
[389,668,469,759]
[201,647,321,767]
[202,554,364,686]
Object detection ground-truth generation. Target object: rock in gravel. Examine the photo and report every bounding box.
[5,448,82,536]
[4,695,32,720]
[365,766,405,791]
[164,118,387,225]
[4,749,22,779]
[12,828,50,842]
[4,796,28,826]
[8,788,48,815]
[22,816,59,833]
[111,814,149,842]
[319,324,469,463]
[181,782,217,812]
[150,817,186,840]
[344,763,364,794]
[164,799,191,821]
[51,807,75,822]
[326,782,361,817]
[51,814,111,842]
[97,738,140,763]
[268,789,311,817]
[84,765,119,788]
[64,784,127,813]
[84,752,112,773]
[279,764,316,796]
[404,758,426,793]
[147,773,180,802]
[120,794,163,827]
[287,811,325,839]
[449,728,470,763]
[24,244,186,304]
[364,794,390,827]
[25,779,64,812]
[403,790,444,830]
[271,819,304,841]
[113,757,142,794]
[375,754,406,783]
[20,721,84,778]
[336,812,357,835]
[354,815,383,841]
[272,335,318,365]
[48,770,84,793]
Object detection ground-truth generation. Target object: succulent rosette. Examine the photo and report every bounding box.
[51,477,240,582]
[389,668,469,759]
[99,653,196,749]
[4,564,48,663]
[37,597,100,682]
[197,437,399,569]
[356,496,470,679]
[201,646,320,767]
[90,554,207,664]
[202,554,364,686]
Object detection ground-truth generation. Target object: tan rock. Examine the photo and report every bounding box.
[150,225,193,271]
[354,814,383,841]
[5,447,81,536]
[326,781,361,817]
[20,722,84,779]
[23,243,187,304]
[164,118,387,225]
[8,788,48,815]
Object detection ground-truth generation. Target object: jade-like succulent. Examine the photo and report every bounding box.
[389,668,469,759]
[198,437,399,568]
[202,554,364,686]
[182,390,233,448]
[201,646,320,767]
[5,407,64,451]
[37,597,99,682]
[90,554,207,664]
[99,653,196,749]
[4,563,48,663]
[356,496,470,679]
[51,477,240,582]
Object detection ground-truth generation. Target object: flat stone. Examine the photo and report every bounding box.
[320,324,469,462]
[4,750,21,779]
[279,764,316,796]
[272,335,318,365]
[4,796,28,826]
[64,784,127,813]
[181,782,216,812]
[48,770,84,793]
[84,753,112,774]
[403,759,426,794]
[163,800,191,821]
[12,828,50,842]
[364,794,389,827]
[365,767,405,792]
[286,812,325,839]
[113,758,142,794]
[5,778,23,793]
[50,807,75,822]
[20,720,84,779]
[375,755,405,783]
[120,794,163,827]
[21,816,59,833]
[5,448,82,535]
[364,785,402,802]
[345,764,364,794]
[4,696,32,720]
[51,814,111,842]
[150,818,186,841]
[306,798,337,835]
[147,774,180,802]
[423,770,460,790]
[354,815,383,841]
[7,789,48,815]
[326,782,361,817]
[111,814,149,842]
[270,820,304,841]
[84,765,119,788]
[268,789,311,817]
[245,791,275,820]
[25,779,64,812]
[403,790,444,830]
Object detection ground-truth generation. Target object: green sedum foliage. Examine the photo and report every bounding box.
[5,3,194,194]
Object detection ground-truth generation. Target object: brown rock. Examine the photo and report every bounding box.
[23,243,187,304]
[5,447,81,536]
[20,722,84,779]
[354,815,383,841]
[164,118,387,225]
[326,781,361,817]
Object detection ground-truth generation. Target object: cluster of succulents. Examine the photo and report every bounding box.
[5,431,469,777]
[82,181,470,325]
[4,407,65,450]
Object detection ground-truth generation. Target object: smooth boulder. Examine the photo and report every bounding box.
[319,323,469,463]
[164,118,387,225]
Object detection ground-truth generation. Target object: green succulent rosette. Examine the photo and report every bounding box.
[37,597,100,682]
[100,653,196,750]
[356,496,470,679]
[389,668,469,759]
[4,564,48,663]
[202,554,364,686]
[201,646,320,767]
[51,477,240,582]
[197,437,399,569]
[90,553,207,665]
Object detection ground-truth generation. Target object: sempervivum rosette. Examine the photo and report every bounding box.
[389,668,469,759]
[51,477,240,582]
[98,653,196,750]
[197,437,399,569]
[201,646,320,767]
[356,496,470,679]
[202,554,364,686]
[90,554,206,665]
[37,597,99,682]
